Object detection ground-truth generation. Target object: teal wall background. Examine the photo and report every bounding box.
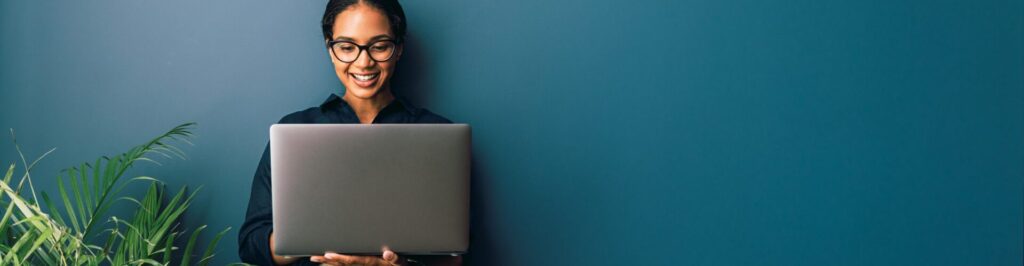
[2,0,1022,265]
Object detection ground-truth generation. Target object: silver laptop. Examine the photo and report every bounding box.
[270,124,470,256]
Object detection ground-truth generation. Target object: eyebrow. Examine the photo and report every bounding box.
[332,34,394,42]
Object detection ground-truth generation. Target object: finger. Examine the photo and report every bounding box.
[382,250,398,264]
[320,252,355,265]
[324,252,354,264]
[325,252,382,265]
[312,255,345,266]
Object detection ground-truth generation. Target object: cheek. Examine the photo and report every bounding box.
[378,62,396,77]
[334,62,351,78]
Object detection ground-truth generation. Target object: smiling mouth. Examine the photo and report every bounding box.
[351,73,379,81]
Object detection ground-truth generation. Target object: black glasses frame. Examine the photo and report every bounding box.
[327,39,399,63]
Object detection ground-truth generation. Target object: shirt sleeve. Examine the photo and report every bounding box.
[237,143,319,265]
[237,143,275,265]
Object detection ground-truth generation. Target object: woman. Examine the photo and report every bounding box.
[238,1,462,265]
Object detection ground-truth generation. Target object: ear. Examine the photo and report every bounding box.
[326,40,338,63]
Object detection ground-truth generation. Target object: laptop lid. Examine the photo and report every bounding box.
[270,124,470,256]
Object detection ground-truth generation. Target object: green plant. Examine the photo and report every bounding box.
[0,122,235,265]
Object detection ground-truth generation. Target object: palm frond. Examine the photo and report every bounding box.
[0,122,236,265]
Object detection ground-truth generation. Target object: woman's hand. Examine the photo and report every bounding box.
[309,248,404,266]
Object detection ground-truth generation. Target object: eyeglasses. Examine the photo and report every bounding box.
[328,39,398,63]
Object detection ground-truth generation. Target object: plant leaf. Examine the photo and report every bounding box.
[198,226,231,266]
[180,225,206,266]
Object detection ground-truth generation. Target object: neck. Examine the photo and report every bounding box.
[342,88,395,124]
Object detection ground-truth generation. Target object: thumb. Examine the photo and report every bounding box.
[382,249,398,264]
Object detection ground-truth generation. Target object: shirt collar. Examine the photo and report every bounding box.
[319,93,421,117]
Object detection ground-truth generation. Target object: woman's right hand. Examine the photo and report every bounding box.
[271,231,405,265]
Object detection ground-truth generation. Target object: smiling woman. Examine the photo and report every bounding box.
[324,0,405,124]
[236,0,461,266]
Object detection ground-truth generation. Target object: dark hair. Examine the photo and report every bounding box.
[321,0,407,45]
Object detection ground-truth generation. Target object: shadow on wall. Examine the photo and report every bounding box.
[465,157,498,264]
[391,33,433,106]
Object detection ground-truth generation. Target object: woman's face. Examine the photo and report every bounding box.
[328,4,402,100]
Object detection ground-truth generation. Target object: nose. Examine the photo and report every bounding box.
[352,49,375,68]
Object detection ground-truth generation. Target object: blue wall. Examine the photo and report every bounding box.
[2,1,1021,265]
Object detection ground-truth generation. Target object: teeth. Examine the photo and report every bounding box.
[352,73,378,81]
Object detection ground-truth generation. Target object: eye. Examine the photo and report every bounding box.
[335,43,357,53]
[371,43,393,52]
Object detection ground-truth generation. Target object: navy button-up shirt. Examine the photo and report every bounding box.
[238,94,451,265]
